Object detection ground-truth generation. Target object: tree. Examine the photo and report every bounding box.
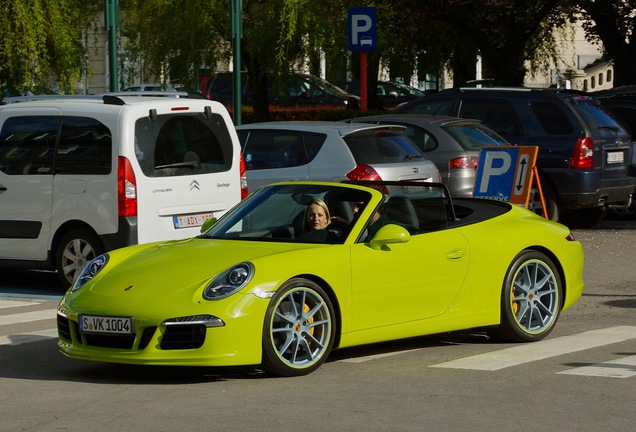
[562,0,636,87]
[0,0,98,94]
[411,0,565,86]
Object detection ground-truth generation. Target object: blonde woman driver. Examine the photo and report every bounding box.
[304,198,331,231]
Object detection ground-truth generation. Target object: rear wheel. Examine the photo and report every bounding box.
[498,250,562,342]
[560,206,608,229]
[55,229,104,288]
[529,181,559,221]
[261,278,335,376]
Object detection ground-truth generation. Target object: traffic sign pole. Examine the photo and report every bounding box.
[361,52,367,111]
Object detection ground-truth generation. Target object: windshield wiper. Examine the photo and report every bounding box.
[155,161,199,170]
[598,125,620,132]
[403,154,422,160]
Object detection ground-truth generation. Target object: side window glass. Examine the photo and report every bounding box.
[136,113,233,177]
[303,132,326,162]
[56,116,112,174]
[243,131,305,170]
[0,116,59,175]
[530,101,574,135]
[403,126,438,152]
[405,99,455,115]
[460,99,520,136]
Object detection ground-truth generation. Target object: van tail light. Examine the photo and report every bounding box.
[449,156,478,170]
[346,164,383,181]
[118,156,137,217]
[239,154,249,199]
[571,137,594,169]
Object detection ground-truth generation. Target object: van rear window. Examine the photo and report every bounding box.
[135,112,234,177]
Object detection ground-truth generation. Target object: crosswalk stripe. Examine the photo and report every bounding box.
[556,355,636,378]
[0,309,57,326]
[0,300,41,309]
[0,329,58,346]
[430,326,636,371]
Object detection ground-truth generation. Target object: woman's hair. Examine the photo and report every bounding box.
[303,198,330,231]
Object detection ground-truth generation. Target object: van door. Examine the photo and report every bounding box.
[0,110,61,261]
[129,105,242,244]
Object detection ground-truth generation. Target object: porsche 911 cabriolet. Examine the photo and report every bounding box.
[57,181,584,376]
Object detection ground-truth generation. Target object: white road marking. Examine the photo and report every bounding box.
[431,326,636,371]
[0,309,57,326]
[556,355,636,378]
[0,329,58,346]
[338,349,425,363]
[0,300,41,309]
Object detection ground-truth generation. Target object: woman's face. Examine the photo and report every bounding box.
[307,203,329,230]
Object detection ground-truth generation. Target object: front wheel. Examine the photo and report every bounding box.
[261,278,336,376]
[497,250,562,342]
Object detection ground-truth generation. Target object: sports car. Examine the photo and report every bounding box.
[57,181,584,376]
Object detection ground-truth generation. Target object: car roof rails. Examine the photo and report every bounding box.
[0,91,207,106]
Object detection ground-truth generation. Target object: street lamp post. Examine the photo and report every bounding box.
[105,0,119,92]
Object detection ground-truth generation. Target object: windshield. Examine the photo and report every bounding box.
[566,95,630,136]
[203,184,372,244]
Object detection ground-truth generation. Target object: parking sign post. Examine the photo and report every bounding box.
[348,7,377,111]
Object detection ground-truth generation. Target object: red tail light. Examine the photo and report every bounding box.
[571,137,594,169]
[239,154,249,199]
[346,164,383,181]
[449,156,478,170]
[118,156,137,217]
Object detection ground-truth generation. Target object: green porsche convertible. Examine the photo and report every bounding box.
[57,181,584,376]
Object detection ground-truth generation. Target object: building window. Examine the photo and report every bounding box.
[599,73,604,85]
[607,70,612,83]
[591,76,595,89]
[583,80,588,91]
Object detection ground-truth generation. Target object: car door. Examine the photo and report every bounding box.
[0,110,60,260]
[349,228,470,331]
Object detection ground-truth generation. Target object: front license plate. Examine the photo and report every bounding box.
[79,315,133,335]
[607,151,624,164]
[173,212,214,229]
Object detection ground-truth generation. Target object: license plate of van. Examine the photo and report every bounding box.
[607,151,624,164]
[173,213,214,229]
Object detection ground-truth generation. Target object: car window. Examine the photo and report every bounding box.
[395,125,439,152]
[204,184,371,244]
[565,95,630,137]
[404,99,455,116]
[135,113,233,177]
[56,116,112,174]
[459,99,521,136]
[303,132,326,161]
[343,130,425,164]
[241,130,306,170]
[0,116,59,175]
[530,101,574,135]
[442,124,507,151]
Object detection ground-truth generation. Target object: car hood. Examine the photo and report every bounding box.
[83,237,324,299]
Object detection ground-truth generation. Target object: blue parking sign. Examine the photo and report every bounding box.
[348,7,377,52]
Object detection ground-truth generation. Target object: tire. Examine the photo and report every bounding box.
[497,250,562,342]
[261,278,336,377]
[529,181,559,221]
[608,200,636,220]
[55,229,105,288]
[560,206,608,229]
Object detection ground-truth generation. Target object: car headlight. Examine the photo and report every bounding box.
[203,262,254,300]
[71,254,109,292]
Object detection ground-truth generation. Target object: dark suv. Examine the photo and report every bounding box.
[395,87,635,227]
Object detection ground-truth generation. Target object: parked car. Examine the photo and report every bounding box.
[341,80,425,109]
[594,86,636,219]
[57,180,584,376]
[0,93,246,286]
[348,114,508,197]
[395,87,635,227]
[200,72,360,109]
[235,121,440,190]
[123,83,175,92]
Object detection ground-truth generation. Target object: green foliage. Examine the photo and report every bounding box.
[0,0,97,93]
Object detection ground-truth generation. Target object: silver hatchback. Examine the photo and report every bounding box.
[235,121,440,190]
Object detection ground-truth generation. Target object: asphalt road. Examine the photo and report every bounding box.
[1,217,635,432]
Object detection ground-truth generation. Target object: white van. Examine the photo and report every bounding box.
[0,93,247,286]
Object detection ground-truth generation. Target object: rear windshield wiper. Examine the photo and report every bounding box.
[155,161,199,170]
[598,125,620,132]
[403,154,423,160]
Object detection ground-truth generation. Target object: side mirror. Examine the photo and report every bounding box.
[200,217,218,233]
[369,224,410,250]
